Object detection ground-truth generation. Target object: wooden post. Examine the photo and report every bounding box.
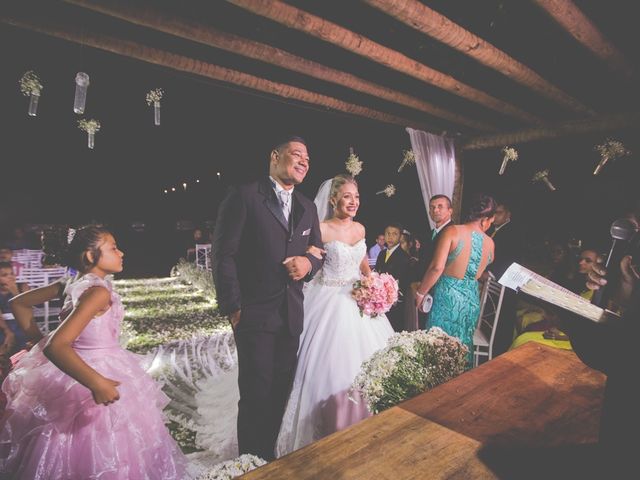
[451,150,464,223]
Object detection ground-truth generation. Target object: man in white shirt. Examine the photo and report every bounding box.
[368,234,386,263]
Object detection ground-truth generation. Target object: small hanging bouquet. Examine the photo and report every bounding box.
[531,168,556,191]
[376,184,396,197]
[397,149,416,172]
[77,118,101,149]
[499,146,518,175]
[351,272,399,318]
[593,138,631,175]
[146,88,164,126]
[350,328,468,414]
[197,454,267,479]
[19,70,43,117]
[345,146,363,176]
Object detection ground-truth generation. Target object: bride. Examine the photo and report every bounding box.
[275,173,394,457]
[151,174,393,464]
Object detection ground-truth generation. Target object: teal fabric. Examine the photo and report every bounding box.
[427,231,485,367]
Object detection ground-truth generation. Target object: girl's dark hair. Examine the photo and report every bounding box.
[42,225,112,272]
[466,194,497,221]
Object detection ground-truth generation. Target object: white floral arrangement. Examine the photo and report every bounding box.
[532,168,556,191]
[351,328,467,414]
[19,70,43,96]
[499,146,518,175]
[77,118,101,134]
[146,87,164,105]
[345,147,363,176]
[397,149,416,172]
[197,454,267,479]
[593,138,631,175]
[376,184,396,197]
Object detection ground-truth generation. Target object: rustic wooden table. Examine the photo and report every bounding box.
[244,342,606,479]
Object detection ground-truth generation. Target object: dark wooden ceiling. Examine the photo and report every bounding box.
[2,0,639,149]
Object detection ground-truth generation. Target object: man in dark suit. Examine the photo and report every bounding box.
[486,201,522,356]
[415,195,453,328]
[212,136,323,460]
[375,223,410,332]
[420,194,454,269]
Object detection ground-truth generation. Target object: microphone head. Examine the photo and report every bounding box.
[610,218,638,241]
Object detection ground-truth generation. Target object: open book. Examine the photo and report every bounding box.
[498,263,620,323]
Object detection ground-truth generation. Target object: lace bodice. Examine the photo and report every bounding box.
[312,239,366,287]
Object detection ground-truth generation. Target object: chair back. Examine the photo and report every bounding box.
[196,243,212,270]
[473,274,506,366]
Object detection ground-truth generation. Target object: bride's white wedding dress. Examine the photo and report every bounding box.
[276,239,394,457]
[148,239,392,464]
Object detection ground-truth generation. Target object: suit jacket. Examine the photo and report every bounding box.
[212,177,323,335]
[375,246,411,295]
[488,221,522,278]
[417,222,454,282]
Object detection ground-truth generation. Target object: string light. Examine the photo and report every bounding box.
[171,187,176,192]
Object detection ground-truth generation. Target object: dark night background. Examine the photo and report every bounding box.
[1,19,639,277]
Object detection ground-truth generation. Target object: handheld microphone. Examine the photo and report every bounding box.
[591,218,638,307]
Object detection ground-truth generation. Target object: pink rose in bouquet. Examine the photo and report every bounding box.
[351,272,399,317]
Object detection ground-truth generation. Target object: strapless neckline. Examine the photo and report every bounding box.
[323,238,365,248]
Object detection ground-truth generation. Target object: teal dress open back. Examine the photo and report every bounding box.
[427,231,488,366]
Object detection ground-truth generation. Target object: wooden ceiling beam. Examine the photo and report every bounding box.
[226,0,544,125]
[0,14,436,132]
[532,0,634,80]
[461,111,640,150]
[363,0,594,115]
[64,0,494,132]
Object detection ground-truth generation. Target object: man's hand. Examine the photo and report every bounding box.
[228,310,241,330]
[586,256,608,291]
[283,256,312,281]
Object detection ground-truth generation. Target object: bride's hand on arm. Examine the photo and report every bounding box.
[306,245,325,260]
[415,231,452,308]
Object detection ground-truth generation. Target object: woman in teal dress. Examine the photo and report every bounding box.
[415,195,496,366]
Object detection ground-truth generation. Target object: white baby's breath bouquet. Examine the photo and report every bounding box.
[197,454,267,479]
[345,147,363,176]
[351,328,467,414]
[77,118,101,133]
[593,138,631,175]
[146,87,164,105]
[397,149,416,172]
[499,146,518,175]
[376,184,396,197]
[19,70,43,96]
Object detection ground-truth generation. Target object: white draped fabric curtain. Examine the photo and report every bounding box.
[406,128,456,230]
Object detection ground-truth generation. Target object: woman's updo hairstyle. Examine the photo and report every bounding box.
[42,224,112,272]
[466,194,497,222]
[329,173,358,208]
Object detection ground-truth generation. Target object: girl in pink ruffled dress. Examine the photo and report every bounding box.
[0,225,189,479]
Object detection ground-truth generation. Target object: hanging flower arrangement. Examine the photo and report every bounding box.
[376,184,396,197]
[77,118,101,149]
[19,70,43,117]
[146,88,164,126]
[397,149,416,172]
[532,169,556,191]
[345,147,363,176]
[593,138,631,175]
[499,146,518,175]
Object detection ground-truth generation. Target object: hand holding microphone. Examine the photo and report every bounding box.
[590,218,639,307]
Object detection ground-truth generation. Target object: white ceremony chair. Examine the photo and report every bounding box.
[195,244,212,271]
[472,274,506,368]
[17,266,68,333]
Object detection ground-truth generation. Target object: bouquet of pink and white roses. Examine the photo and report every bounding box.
[351,272,399,317]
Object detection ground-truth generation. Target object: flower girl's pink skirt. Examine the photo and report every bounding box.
[0,341,188,479]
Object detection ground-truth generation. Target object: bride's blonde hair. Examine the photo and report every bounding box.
[329,174,358,208]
